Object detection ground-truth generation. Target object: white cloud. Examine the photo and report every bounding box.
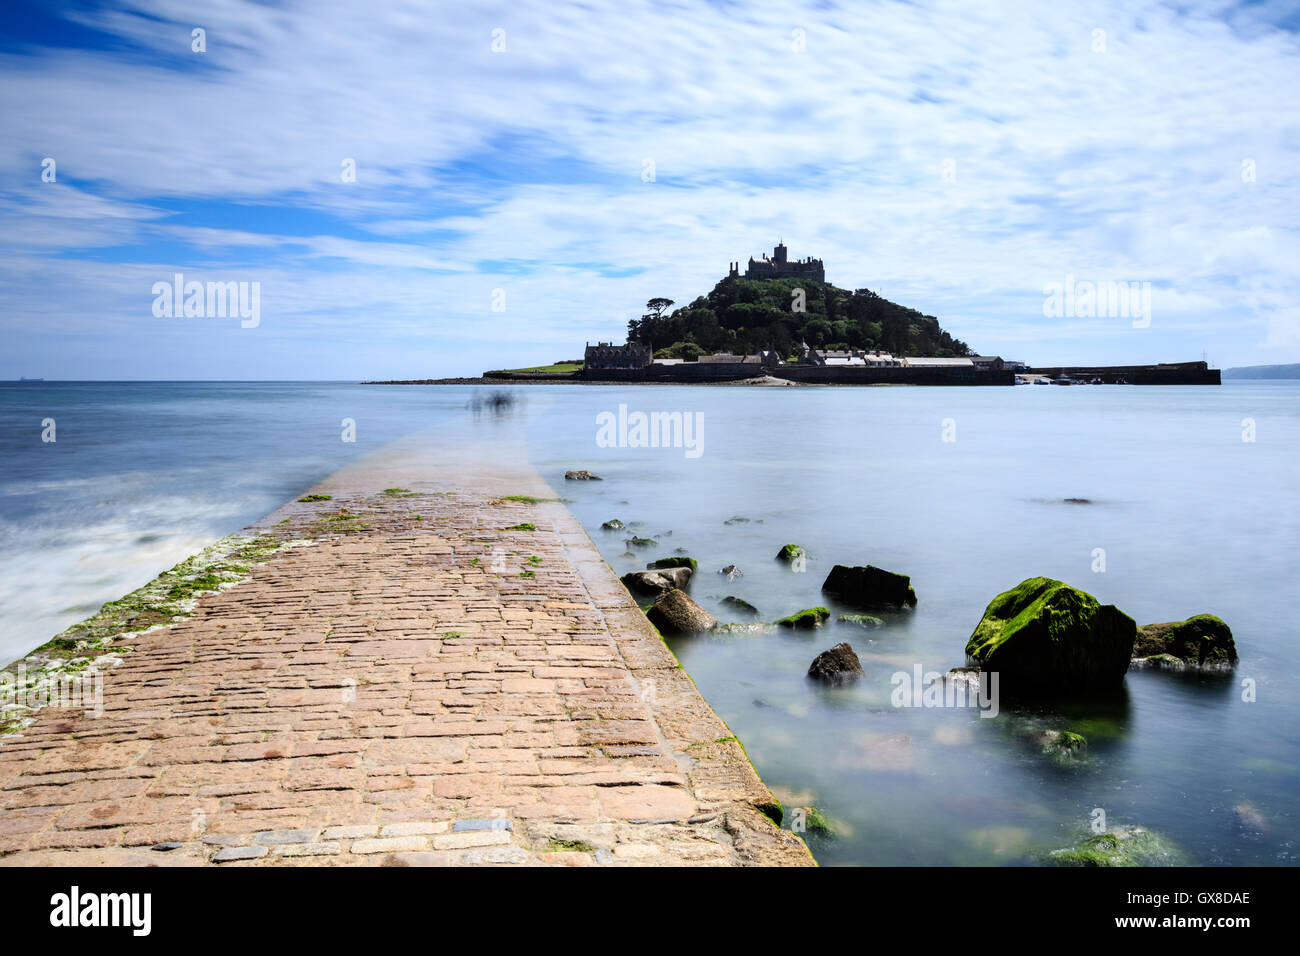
[1,0,1298,376]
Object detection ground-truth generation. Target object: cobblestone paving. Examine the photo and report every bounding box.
[0,480,813,866]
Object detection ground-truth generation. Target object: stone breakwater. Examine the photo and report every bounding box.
[0,479,812,867]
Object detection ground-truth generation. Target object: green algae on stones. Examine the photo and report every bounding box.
[1043,826,1186,866]
[1132,614,1237,670]
[776,607,830,629]
[504,522,536,531]
[775,544,805,564]
[547,839,596,853]
[965,577,1136,694]
[298,494,332,502]
[801,806,836,837]
[2,529,305,736]
[756,798,784,827]
[1027,729,1088,765]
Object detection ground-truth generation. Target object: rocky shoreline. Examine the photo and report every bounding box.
[584,487,1241,866]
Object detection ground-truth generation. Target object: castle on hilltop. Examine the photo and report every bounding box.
[729,242,825,283]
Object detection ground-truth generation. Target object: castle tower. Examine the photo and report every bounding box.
[772,242,787,265]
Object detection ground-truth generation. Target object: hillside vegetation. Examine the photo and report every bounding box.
[627,276,972,360]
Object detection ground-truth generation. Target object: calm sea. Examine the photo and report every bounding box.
[2,380,1296,865]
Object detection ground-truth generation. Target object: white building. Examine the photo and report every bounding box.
[901,356,975,368]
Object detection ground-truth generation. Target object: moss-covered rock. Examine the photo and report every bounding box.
[776,607,830,629]
[800,806,842,837]
[625,536,657,549]
[601,519,625,531]
[964,577,1135,694]
[1044,827,1186,866]
[648,556,698,572]
[1133,614,1237,670]
[775,544,805,564]
[1028,729,1088,764]
[822,564,917,608]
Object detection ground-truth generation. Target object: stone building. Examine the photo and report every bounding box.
[728,242,825,283]
[584,342,652,369]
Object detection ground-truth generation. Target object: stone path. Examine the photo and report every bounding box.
[0,454,812,866]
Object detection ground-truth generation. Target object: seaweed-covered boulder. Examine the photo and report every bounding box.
[964,577,1135,694]
[822,565,917,609]
[720,596,759,617]
[565,470,602,480]
[601,519,625,531]
[621,568,692,596]
[647,556,698,572]
[808,643,863,685]
[1043,827,1186,866]
[625,536,656,549]
[1132,614,1237,670]
[1025,729,1087,764]
[774,544,805,564]
[776,607,830,629]
[646,589,717,635]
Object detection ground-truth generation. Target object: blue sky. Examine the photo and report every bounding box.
[2,0,1298,379]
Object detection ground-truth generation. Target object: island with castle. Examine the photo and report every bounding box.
[369,242,1220,386]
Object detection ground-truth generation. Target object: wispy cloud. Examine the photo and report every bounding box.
[2,0,1298,377]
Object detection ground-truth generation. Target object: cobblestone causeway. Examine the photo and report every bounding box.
[0,461,813,867]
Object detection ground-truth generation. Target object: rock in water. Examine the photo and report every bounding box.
[601,519,625,531]
[647,556,698,572]
[1043,827,1185,866]
[565,470,602,480]
[808,643,863,685]
[1030,729,1087,763]
[646,589,717,635]
[774,544,805,564]
[721,595,759,617]
[964,577,1135,694]
[718,565,743,580]
[1132,614,1237,670]
[822,564,917,608]
[621,567,693,596]
[776,607,830,629]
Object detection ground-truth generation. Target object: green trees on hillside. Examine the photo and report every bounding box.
[625,276,971,359]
